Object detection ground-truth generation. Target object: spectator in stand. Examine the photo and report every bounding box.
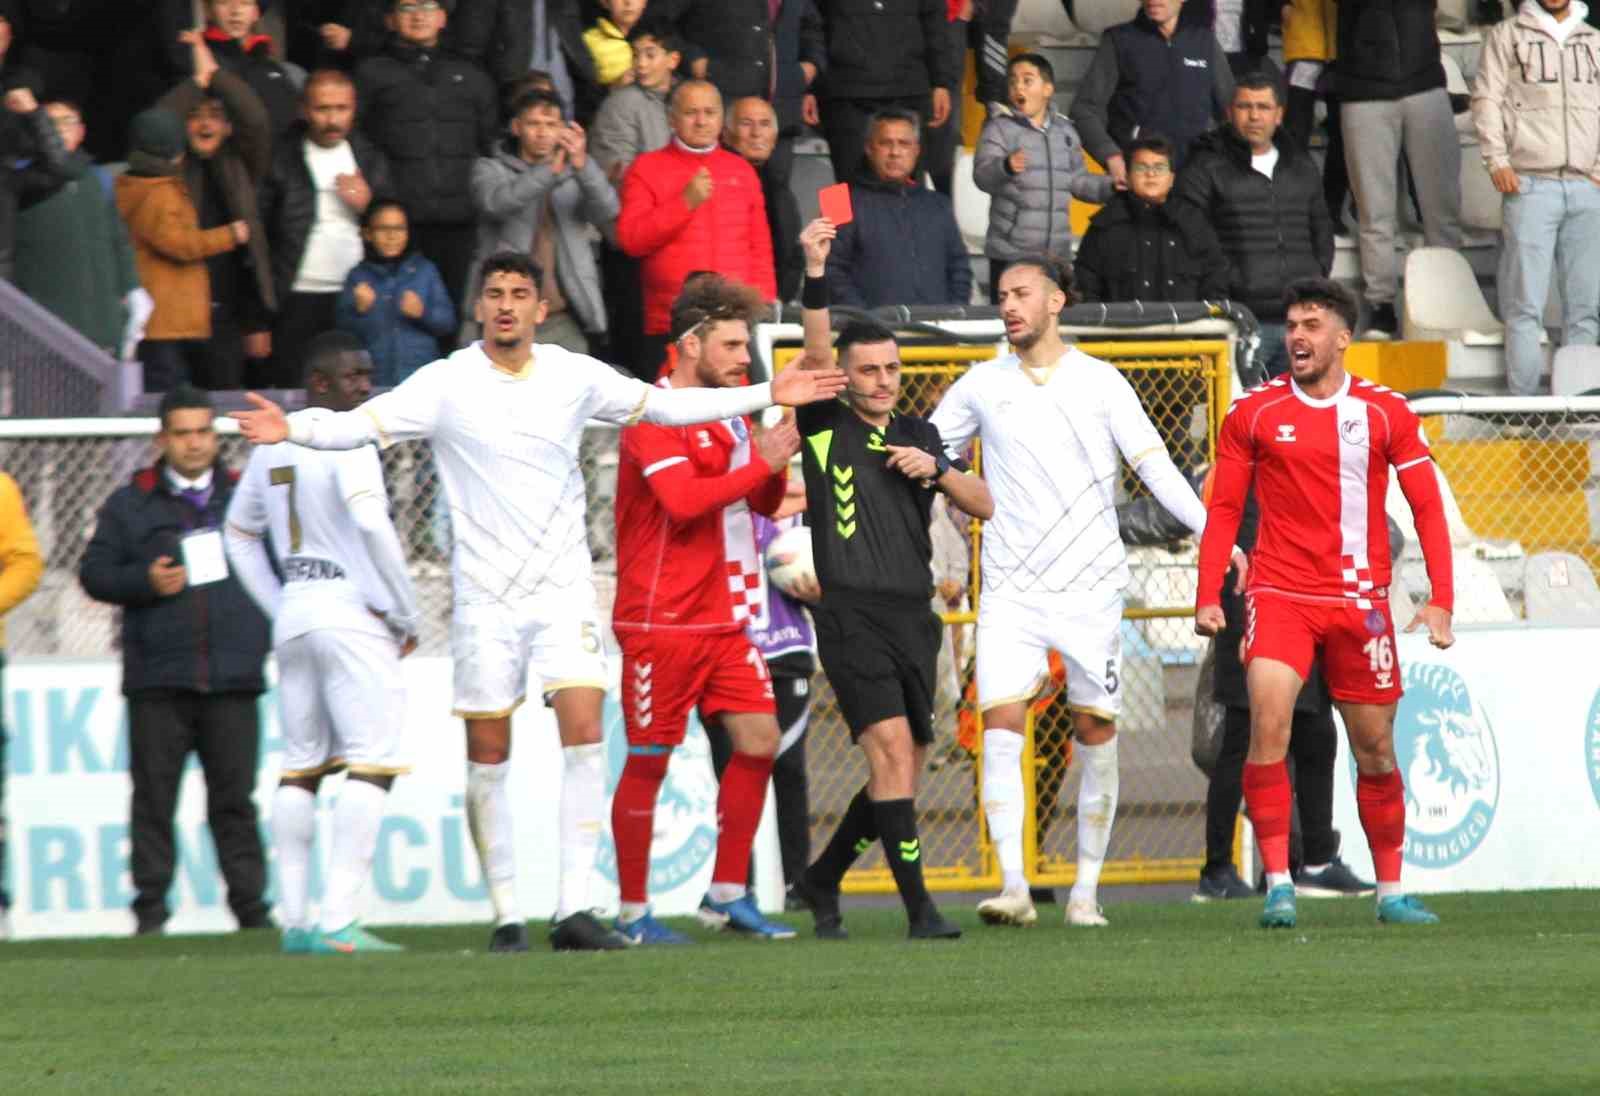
[158,31,277,389]
[1336,0,1462,340]
[1280,0,1348,231]
[194,0,303,143]
[664,0,826,189]
[452,0,601,123]
[261,69,393,386]
[1209,0,1275,76]
[337,197,455,384]
[1175,72,1333,375]
[0,467,43,941]
[974,53,1113,302]
[725,96,803,302]
[0,79,66,283]
[591,19,679,183]
[14,100,144,357]
[615,78,775,377]
[582,0,644,92]
[1075,135,1229,304]
[1070,0,1234,185]
[591,20,678,376]
[1473,0,1600,396]
[356,0,497,315]
[79,386,273,938]
[286,1,393,71]
[471,88,618,353]
[811,0,957,187]
[824,108,969,308]
[115,108,251,393]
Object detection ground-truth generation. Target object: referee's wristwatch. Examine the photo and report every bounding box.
[932,450,952,478]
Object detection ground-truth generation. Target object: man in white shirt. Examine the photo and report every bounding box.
[225,332,420,955]
[234,249,847,953]
[931,256,1244,929]
[260,70,394,386]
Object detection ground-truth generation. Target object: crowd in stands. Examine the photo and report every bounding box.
[0,1,1583,394]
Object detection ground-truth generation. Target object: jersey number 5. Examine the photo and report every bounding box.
[269,466,302,551]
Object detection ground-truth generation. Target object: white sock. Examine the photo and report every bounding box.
[1302,862,1329,875]
[1376,881,1404,901]
[619,901,650,923]
[1267,871,1292,890]
[982,729,1027,895]
[708,883,746,904]
[1070,738,1119,906]
[466,760,519,927]
[319,778,389,934]
[555,743,606,921]
[271,784,317,931]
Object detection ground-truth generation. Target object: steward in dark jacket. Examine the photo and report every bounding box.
[1069,7,1233,169]
[813,0,956,101]
[354,39,498,228]
[1074,190,1231,304]
[78,399,272,934]
[824,170,970,308]
[1173,126,1333,322]
[260,121,394,302]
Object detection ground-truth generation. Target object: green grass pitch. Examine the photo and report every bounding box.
[5,890,1598,1095]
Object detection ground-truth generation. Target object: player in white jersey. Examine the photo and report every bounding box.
[233,251,847,953]
[931,257,1245,928]
[224,333,421,955]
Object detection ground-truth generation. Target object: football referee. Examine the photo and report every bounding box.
[787,218,993,940]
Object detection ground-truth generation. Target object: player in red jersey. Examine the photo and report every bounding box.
[609,276,799,943]
[1195,277,1455,929]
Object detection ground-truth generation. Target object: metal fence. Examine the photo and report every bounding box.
[0,278,124,418]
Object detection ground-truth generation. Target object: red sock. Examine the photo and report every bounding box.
[611,750,670,905]
[711,752,774,886]
[1357,768,1406,885]
[1242,760,1292,876]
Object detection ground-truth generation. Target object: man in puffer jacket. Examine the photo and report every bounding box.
[824,107,969,308]
[1075,135,1230,304]
[355,0,498,312]
[615,79,775,375]
[1335,0,1461,339]
[1472,0,1600,395]
[470,88,618,354]
[1175,72,1333,375]
[974,53,1114,302]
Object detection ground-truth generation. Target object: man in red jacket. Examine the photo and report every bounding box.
[615,79,776,379]
[609,276,797,943]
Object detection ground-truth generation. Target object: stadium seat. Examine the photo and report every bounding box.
[1068,0,1140,35]
[952,149,990,257]
[1551,345,1600,397]
[1402,247,1528,384]
[1011,0,1080,40]
[1522,551,1600,623]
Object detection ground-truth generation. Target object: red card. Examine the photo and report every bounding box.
[818,182,853,226]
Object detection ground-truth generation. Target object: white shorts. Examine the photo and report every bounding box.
[450,587,609,719]
[975,588,1125,721]
[277,628,409,778]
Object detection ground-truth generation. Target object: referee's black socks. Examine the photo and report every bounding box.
[809,785,877,890]
[873,798,934,920]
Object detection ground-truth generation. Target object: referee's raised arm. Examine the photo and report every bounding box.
[797,218,838,370]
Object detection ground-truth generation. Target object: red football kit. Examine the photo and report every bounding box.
[612,383,786,746]
[1197,373,1455,704]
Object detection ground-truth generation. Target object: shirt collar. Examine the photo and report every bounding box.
[166,466,214,493]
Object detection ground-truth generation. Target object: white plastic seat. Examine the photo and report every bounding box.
[952,148,990,257]
[1523,551,1600,623]
[1069,0,1140,35]
[1402,247,1505,344]
[1551,345,1600,395]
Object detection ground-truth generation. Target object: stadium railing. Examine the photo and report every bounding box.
[0,278,128,418]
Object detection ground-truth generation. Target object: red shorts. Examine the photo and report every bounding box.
[1244,591,1404,705]
[618,629,776,747]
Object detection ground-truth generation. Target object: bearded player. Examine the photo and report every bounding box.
[233,251,845,953]
[609,277,798,944]
[1195,277,1455,929]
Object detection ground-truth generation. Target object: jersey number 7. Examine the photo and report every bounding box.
[269,465,303,551]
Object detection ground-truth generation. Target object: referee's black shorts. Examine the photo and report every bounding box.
[812,590,942,745]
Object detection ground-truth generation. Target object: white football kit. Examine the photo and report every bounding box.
[226,413,419,777]
[931,348,1206,718]
[280,341,785,718]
